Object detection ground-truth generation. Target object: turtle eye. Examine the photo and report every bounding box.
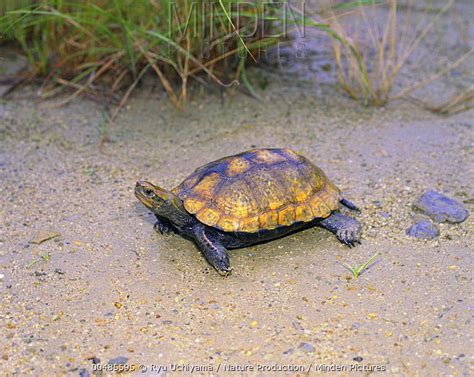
[144,189,155,198]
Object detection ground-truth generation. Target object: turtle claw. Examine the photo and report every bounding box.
[336,228,360,248]
[216,266,233,277]
[154,221,173,235]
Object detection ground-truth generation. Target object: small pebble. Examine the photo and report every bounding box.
[78,368,90,377]
[298,342,315,353]
[353,356,363,362]
[88,357,100,364]
[406,220,439,240]
[107,356,128,365]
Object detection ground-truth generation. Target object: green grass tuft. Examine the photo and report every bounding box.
[340,252,380,278]
[0,1,363,107]
[0,0,283,106]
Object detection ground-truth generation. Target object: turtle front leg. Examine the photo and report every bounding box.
[318,212,361,247]
[154,215,175,235]
[192,224,232,276]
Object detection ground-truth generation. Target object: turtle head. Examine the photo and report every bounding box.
[135,181,184,220]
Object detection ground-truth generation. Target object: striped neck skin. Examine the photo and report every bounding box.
[135,180,192,228]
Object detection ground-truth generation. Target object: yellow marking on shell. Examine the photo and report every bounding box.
[259,211,279,230]
[214,181,258,218]
[292,185,312,202]
[311,174,324,191]
[320,202,332,215]
[294,204,314,222]
[252,149,287,164]
[227,157,251,176]
[232,202,254,218]
[319,185,340,212]
[267,188,286,209]
[310,193,331,218]
[310,195,323,217]
[184,197,206,214]
[197,208,220,226]
[217,216,241,232]
[277,163,314,204]
[278,206,295,226]
[327,181,342,205]
[244,169,287,210]
[239,216,260,233]
[192,172,220,199]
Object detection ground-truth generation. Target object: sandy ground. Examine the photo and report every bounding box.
[1,2,473,376]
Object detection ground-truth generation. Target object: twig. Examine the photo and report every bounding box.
[49,52,124,108]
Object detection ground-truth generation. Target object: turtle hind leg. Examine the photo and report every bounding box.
[192,224,232,276]
[318,212,362,247]
[340,198,361,212]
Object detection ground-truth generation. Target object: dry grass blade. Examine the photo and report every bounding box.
[141,48,180,108]
[394,48,473,99]
[408,86,474,116]
[2,0,263,107]
[49,52,124,108]
[326,0,468,109]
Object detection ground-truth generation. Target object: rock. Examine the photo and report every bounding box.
[298,342,315,353]
[406,220,439,240]
[414,191,469,223]
[30,230,61,244]
[107,356,128,366]
[353,356,363,362]
[87,356,100,364]
[78,368,90,377]
[0,273,4,281]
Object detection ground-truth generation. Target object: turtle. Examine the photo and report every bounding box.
[135,148,361,275]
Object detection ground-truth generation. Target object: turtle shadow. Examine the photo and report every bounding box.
[132,202,156,225]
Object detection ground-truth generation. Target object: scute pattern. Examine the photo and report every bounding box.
[173,148,342,232]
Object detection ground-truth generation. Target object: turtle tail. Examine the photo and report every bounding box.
[340,198,361,212]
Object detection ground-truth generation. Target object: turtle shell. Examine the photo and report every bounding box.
[172,148,342,233]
